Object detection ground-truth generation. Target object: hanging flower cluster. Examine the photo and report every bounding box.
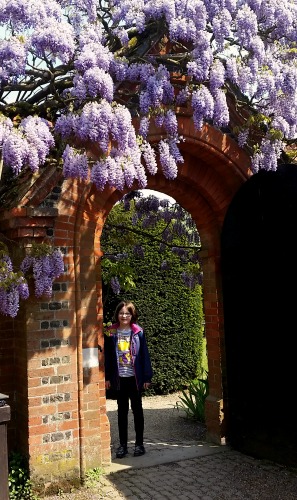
[20,245,64,298]
[181,270,203,290]
[0,243,29,318]
[0,242,64,318]
[0,116,55,176]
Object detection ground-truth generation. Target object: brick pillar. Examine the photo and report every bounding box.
[199,229,226,445]
[25,290,81,482]
[24,232,111,482]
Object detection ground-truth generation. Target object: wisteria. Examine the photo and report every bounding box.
[1,0,297,189]
[102,191,202,294]
[158,140,179,179]
[133,245,145,258]
[1,117,55,175]
[181,270,203,290]
[0,244,29,318]
[62,145,89,180]
[110,276,121,295]
[20,247,64,298]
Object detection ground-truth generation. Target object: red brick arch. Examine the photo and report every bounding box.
[69,115,251,467]
[0,116,251,482]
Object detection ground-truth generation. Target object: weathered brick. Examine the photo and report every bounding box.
[48,302,62,310]
[49,339,61,347]
[51,432,64,442]
[50,320,61,328]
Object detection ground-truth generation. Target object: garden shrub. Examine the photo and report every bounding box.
[102,198,205,394]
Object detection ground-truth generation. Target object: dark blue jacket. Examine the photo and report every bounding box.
[104,322,153,391]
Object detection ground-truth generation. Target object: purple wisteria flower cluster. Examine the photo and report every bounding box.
[20,248,64,298]
[1,0,297,186]
[0,116,55,175]
[0,243,64,318]
[181,270,203,290]
[0,245,29,318]
[102,191,202,295]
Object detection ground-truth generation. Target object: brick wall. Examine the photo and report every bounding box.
[0,117,251,483]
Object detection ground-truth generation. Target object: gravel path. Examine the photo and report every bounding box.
[108,391,206,452]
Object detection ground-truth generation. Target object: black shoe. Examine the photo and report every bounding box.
[116,445,128,458]
[134,445,145,457]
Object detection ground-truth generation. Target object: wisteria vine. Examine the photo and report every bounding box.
[102,191,202,296]
[20,247,64,298]
[0,0,297,191]
[0,242,64,317]
[0,244,29,318]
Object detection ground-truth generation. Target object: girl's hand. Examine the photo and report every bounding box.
[143,382,150,390]
[105,381,111,390]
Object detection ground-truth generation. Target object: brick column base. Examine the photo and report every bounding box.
[205,395,227,445]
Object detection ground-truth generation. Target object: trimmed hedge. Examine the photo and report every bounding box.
[102,200,205,394]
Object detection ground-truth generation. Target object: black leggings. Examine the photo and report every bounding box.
[117,376,144,446]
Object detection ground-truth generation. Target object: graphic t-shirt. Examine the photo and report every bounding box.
[117,329,134,377]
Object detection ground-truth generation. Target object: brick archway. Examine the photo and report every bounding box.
[0,116,251,482]
[64,116,251,470]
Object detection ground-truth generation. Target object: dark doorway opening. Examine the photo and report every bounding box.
[222,164,297,467]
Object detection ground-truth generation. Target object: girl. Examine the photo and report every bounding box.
[104,301,153,458]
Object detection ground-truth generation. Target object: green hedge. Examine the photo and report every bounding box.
[102,201,205,394]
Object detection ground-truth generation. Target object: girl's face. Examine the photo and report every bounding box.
[118,306,132,329]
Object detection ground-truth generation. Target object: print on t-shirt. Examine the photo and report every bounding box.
[117,331,134,377]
